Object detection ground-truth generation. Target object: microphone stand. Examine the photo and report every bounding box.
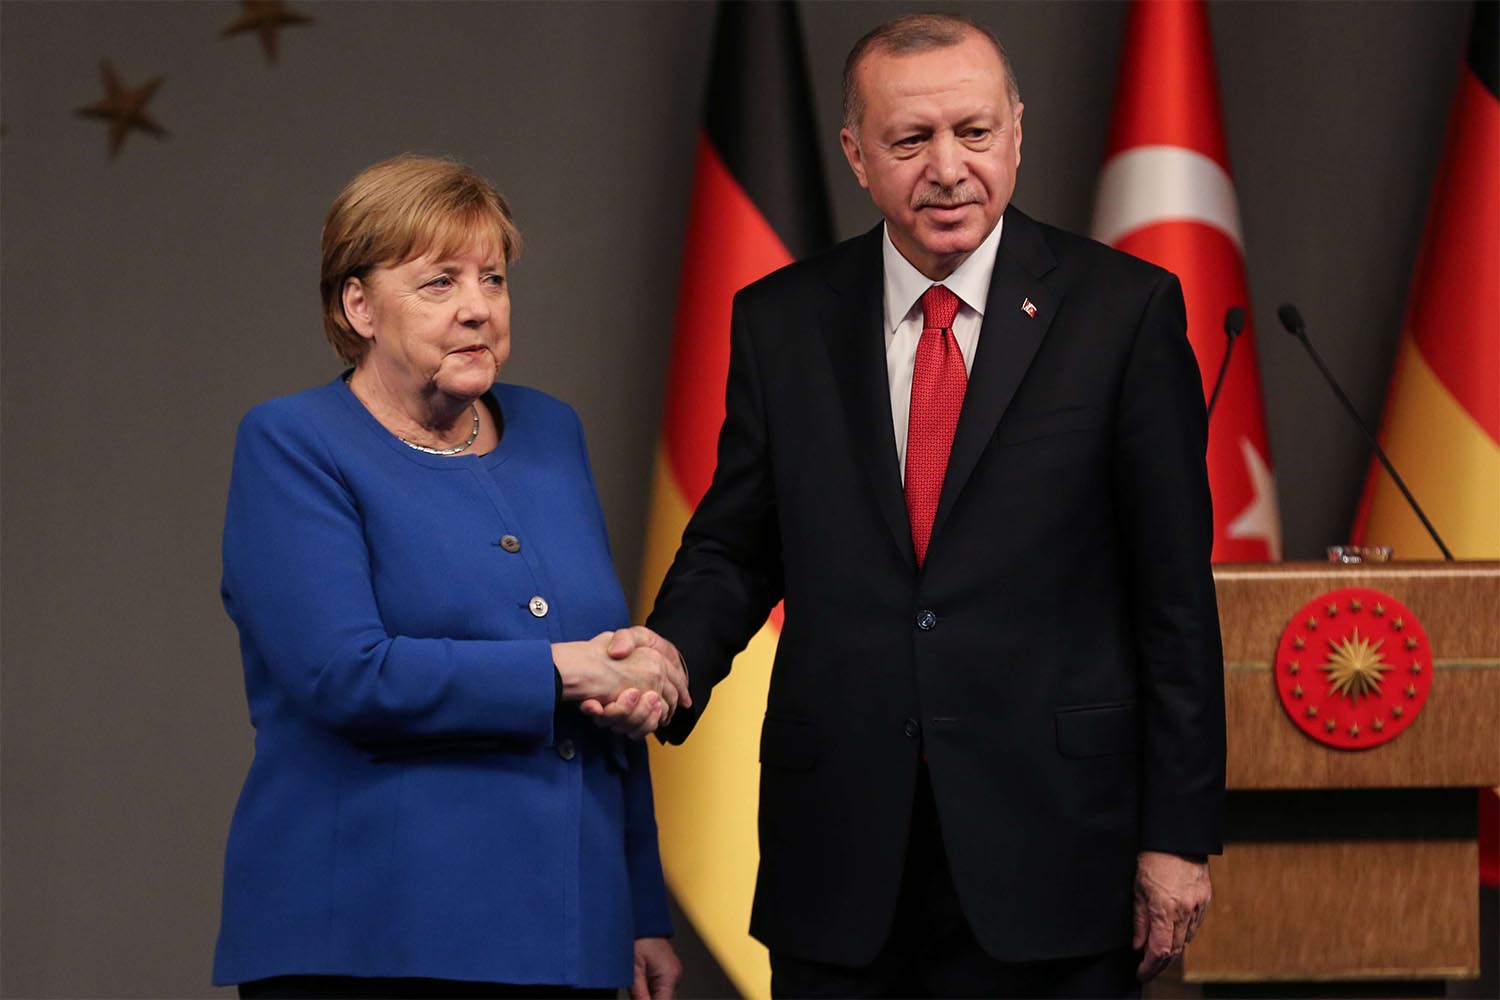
[1207,306,1245,421]
[1276,304,1454,561]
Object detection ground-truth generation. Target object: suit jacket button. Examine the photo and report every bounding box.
[500,534,521,553]
[529,596,549,618]
[557,739,576,761]
[903,718,921,739]
[915,609,937,631]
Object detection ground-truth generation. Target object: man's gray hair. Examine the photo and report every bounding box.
[842,13,1021,137]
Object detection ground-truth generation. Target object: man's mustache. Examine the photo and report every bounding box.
[913,185,981,209]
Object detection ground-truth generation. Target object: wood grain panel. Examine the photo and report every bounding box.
[1212,562,1500,789]
[1213,562,1499,662]
[1183,841,1478,981]
[1224,665,1500,788]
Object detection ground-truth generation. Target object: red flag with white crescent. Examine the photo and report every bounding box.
[1091,0,1281,562]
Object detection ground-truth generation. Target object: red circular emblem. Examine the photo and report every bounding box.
[1274,587,1432,750]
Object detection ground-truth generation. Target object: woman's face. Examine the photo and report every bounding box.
[344,243,510,403]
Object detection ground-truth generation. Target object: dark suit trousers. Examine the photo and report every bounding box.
[770,765,1141,999]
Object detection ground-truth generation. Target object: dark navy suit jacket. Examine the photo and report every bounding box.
[649,207,1226,965]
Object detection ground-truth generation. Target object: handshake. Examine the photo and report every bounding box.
[552,627,691,739]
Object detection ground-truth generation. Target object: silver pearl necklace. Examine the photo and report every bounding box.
[400,404,481,456]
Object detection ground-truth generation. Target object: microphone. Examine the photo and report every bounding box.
[1276,304,1453,561]
[1207,306,1245,421]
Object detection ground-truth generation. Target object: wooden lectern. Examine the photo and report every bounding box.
[1181,561,1500,986]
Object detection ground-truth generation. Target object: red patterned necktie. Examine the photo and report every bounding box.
[905,284,965,567]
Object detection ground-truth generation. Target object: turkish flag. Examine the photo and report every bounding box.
[1091,0,1280,561]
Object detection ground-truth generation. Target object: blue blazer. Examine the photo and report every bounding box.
[214,376,670,988]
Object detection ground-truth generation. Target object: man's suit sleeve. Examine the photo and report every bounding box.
[649,289,786,744]
[1112,272,1227,856]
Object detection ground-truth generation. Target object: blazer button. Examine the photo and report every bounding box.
[529,596,549,618]
[903,718,921,739]
[500,534,521,553]
[915,609,937,631]
[557,739,576,761]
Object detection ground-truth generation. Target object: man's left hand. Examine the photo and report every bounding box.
[1132,850,1211,982]
[631,936,682,1000]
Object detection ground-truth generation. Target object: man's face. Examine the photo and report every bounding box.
[840,33,1022,280]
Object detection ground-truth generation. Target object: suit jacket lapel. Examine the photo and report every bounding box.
[821,226,917,569]
[930,207,1060,544]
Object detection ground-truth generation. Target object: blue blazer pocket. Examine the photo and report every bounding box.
[759,715,819,771]
[994,405,1099,447]
[366,738,510,762]
[1055,701,1140,759]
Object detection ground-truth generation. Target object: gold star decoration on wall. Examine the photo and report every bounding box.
[66,4,315,159]
[74,60,167,158]
[222,1,313,64]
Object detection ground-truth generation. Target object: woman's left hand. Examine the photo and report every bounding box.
[632,937,682,1000]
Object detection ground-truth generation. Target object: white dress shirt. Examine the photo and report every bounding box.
[883,218,1004,477]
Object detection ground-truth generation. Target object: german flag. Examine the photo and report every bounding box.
[1350,1,1498,893]
[635,4,831,997]
[1352,0,1498,561]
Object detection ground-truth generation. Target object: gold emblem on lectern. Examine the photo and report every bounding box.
[1320,630,1391,702]
[1275,588,1432,750]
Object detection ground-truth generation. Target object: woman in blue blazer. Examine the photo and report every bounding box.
[214,156,687,999]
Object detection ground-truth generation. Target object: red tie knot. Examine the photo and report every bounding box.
[921,284,960,331]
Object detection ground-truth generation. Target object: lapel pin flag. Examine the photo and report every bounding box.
[1021,297,1038,318]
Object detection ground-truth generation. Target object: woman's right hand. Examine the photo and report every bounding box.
[552,631,690,729]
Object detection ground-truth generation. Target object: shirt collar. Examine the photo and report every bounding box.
[881,216,1005,334]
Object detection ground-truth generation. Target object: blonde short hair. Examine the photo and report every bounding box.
[319,155,523,365]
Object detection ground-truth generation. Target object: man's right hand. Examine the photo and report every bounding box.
[553,629,691,739]
[1133,851,1212,981]
[578,627,691,736]
[554,631,688,708]
[579,686,668,739]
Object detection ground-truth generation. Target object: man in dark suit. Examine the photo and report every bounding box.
[620,13,1225,997]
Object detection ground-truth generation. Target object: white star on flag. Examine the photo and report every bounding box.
[1227,436,1282,560]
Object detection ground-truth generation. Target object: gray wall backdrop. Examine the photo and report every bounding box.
[0,1,1476,996]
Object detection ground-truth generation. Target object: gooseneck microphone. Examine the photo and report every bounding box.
[1276,303,1453,561]
[1207,306,1245,421]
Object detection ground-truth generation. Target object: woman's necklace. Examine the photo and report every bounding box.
[344,371,481,456]
[399,404,481,456]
